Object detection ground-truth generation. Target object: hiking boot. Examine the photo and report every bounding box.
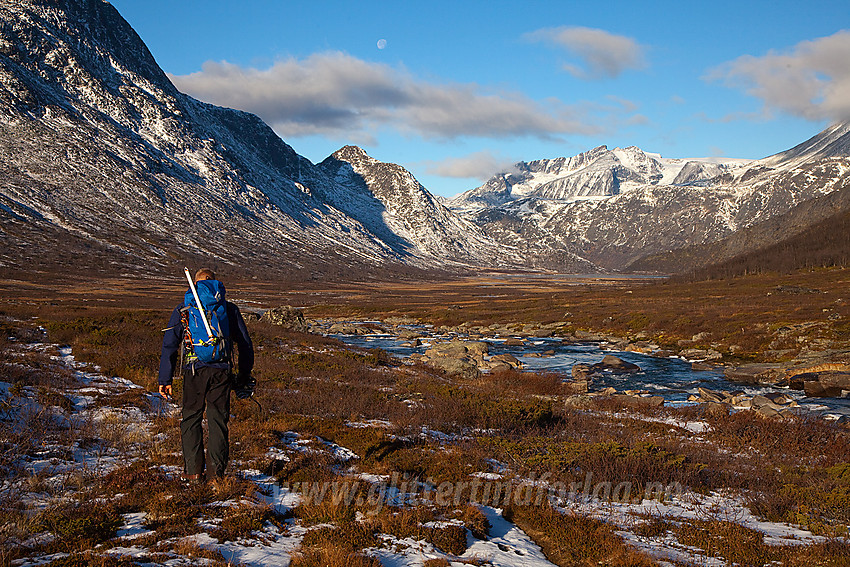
[180,473,206,485]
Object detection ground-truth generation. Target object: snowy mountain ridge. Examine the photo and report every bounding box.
[447,126,850,271]
[0,0,515,277]
[449,145,753,212]
[319,146,521,266]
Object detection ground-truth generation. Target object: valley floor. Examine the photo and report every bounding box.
[2,269,850,566]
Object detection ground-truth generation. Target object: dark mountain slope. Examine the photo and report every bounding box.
[689,206,850,279]
[629,178,850,276]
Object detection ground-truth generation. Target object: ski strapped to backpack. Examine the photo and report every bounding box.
[183,267,231,365]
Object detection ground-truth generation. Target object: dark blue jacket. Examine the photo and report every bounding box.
[158,301,254,386]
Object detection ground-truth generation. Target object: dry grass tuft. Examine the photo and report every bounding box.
[504,503,658,567]
[209,502,279,542]
[369,506,467,554]
[460,504,490,540]
[43,552,136,567]
[301,522,379,552]
[289,547,382,567]
[34,500,122,553]
[675,519,776,566]
[171,540,240,566]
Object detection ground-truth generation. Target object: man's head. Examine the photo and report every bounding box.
[194,268,216,283]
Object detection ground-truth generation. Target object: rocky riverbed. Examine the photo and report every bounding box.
[255,307,850,421]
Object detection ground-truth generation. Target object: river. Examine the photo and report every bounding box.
[332,327,850,419]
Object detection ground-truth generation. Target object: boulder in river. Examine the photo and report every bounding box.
[329,322,369,335]
[261,306,309,333]
[594,355,641,374]
[489,353,523,369]
[680,348,722,362]
[426,340,473,358]
[398,329,423,340]
[572,363,593,381]
[610,393,665,408]
[688,388,801,418]
[813,371,850,391]
[570,356,640,381]
[784,365,850,398]
[748,394,798,418]
[804,381,843,398]
[428,356,481,380]
[574,330,608,341]
[724,364,784,385]
[422,339,490,378]
[623,341,657,354]
[698,387,727,404]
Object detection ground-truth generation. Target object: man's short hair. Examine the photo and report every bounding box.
[194,268,216,282]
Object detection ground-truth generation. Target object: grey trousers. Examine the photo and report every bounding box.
[180,365,231,477]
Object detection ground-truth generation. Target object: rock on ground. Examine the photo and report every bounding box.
[261,306,309,333]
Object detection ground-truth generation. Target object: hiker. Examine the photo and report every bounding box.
[158,268,254,482]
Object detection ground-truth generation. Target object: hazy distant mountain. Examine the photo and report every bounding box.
[450,146,749,211]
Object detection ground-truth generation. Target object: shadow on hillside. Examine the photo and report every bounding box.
[313,156,415,259]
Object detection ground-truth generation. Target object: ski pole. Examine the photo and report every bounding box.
[184,267,215,342]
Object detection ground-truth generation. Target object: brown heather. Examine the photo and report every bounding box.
[503,503,659,567]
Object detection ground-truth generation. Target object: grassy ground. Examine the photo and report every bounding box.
[5,266,850,354]
[2,269,850,565]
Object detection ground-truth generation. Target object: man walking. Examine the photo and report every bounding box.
[158,268,254,482]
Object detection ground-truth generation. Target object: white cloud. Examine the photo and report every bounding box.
[169,52,615,140]
[524,26,647,80]
[706,30,850,123]
[421,151,519,180]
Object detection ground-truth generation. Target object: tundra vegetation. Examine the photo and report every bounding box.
[1,268,850,566]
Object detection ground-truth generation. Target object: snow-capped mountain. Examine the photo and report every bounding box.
[763,122,850,168]
[448,129,850,270]
[450,146,751,211]
[0,0,507,277]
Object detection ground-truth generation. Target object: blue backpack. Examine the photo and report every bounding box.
[183,279,231,364]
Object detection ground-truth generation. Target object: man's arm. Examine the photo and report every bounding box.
[158,307,183,388]
[229,303,254,380]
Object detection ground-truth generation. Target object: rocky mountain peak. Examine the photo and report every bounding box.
[330,145,376,166]
[767,121,850,166]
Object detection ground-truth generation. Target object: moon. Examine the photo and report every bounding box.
[377,39,387,50]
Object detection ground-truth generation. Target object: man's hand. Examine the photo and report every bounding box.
[159,384,173,399]
[234,375,256,400]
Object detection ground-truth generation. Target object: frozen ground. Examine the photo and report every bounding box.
[0,336,834,567]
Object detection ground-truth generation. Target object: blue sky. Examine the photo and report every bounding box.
[110,0,850,197]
